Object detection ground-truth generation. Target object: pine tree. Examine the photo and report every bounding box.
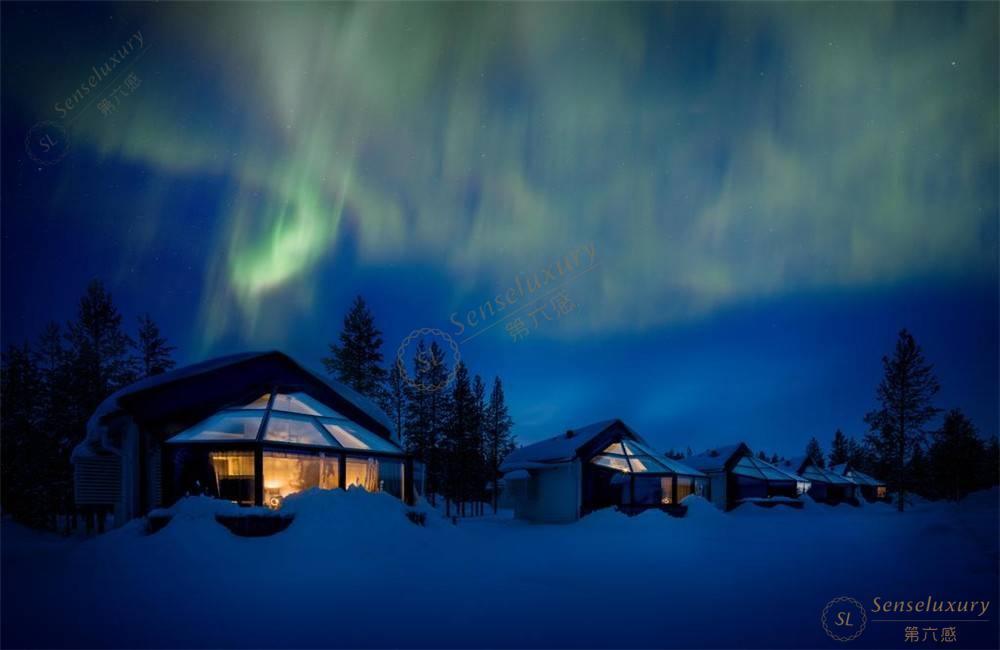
[483,376,515,512]
[402,339,451,500]
[982,437,999,489]
[847,438,875,475]
[0,343,48,527]
[805,437,825,468]
[472,374,487,512]
[907,443,931,500]
[323,295,388,404]
[66,280,136,418]
[928,409,983,501]
[829,429,850,467]
[864,329,941,512]
[383,361,407,445]
[444,362,479,512]
[135,314,176,378]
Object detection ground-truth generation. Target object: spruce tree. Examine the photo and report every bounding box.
[384,360,407,444]
[444,362,477,511]
[323,295,388,404]
[135,313,176,377]
[928,409,983,501]
[472,374,487,511]
[805,437,825,468]
[0,343,48,527]
[402,339,451,499]
[829,429,850,467]
[483,376,515,512]
[864,329,941,511]
[66,280,136,417]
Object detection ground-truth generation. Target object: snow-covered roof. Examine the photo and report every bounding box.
[500,419,704,477]
[780,457,853,486]
[501,419,621,470]
[829,463,883,487]
[686,443,748,472]
[73,351,394,461]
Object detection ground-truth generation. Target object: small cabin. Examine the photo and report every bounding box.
[71,351,416,527]
[778,457,859,505]
[687,443,810,511]
[500,419,707,523]
[829,462,888,502]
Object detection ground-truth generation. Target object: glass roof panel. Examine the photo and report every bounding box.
[321,418,402,454]
[732,456,767,479]
[271,392,340,417]
[237,393,271,409]
[630,454,668,473]
[758,466,796,482]
[602,442,626,455]
[591,454,631,472]
[167,412,263,443]
[263,414,336,446]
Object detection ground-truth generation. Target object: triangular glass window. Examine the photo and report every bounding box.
[167,412,263,442]
[263,413,336,446]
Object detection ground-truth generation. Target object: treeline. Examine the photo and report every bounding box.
[803,330,998,510]
[323,296,516,514]
[1,280,176,529]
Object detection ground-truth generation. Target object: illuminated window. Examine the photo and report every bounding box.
[876,486,887,498]
[210,451,255,505]
[320,455,339,490]
[168,413,263,442]
[263,414,334,446]
[262,451,323,508]
[321,419,400,453]
[591,454,631,472]
[676,476,693,502]
[345,457,380,492]
[270,392,340,417]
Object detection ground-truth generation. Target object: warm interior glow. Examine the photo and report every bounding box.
[262,452,338,508]
[877,486,887,498]
[345,457,380,492]
[210,451,255,505]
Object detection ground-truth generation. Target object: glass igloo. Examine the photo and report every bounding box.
[166,391,408,509]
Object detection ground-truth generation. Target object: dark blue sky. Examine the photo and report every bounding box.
[3,2,997,455]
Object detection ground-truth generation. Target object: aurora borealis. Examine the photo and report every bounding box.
[2,2,997,451]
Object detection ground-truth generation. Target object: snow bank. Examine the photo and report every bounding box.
[2,489,997,649]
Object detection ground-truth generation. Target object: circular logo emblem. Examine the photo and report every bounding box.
[25,121,71,166]
[396,328,460,394]
[821,596,867,642]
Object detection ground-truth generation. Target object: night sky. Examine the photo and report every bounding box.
[2,2,997,454]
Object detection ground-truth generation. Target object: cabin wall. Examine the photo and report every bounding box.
[708,472,728,510]
[513,462,581,523]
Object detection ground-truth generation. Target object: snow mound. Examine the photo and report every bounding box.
[681,495,723,519]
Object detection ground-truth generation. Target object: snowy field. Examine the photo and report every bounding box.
[3,490,998,649]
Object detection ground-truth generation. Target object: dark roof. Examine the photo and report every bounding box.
[74,351,394,459]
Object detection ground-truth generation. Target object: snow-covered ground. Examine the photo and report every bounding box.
[3,489,998,649]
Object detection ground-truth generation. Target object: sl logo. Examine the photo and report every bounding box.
[821,597,867,642]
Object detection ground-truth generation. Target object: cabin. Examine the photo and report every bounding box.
[71,351,417,528]
[778,457,859,505]
[499,419,707,523]
[829,462,888,502]
[687,443,810,511]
